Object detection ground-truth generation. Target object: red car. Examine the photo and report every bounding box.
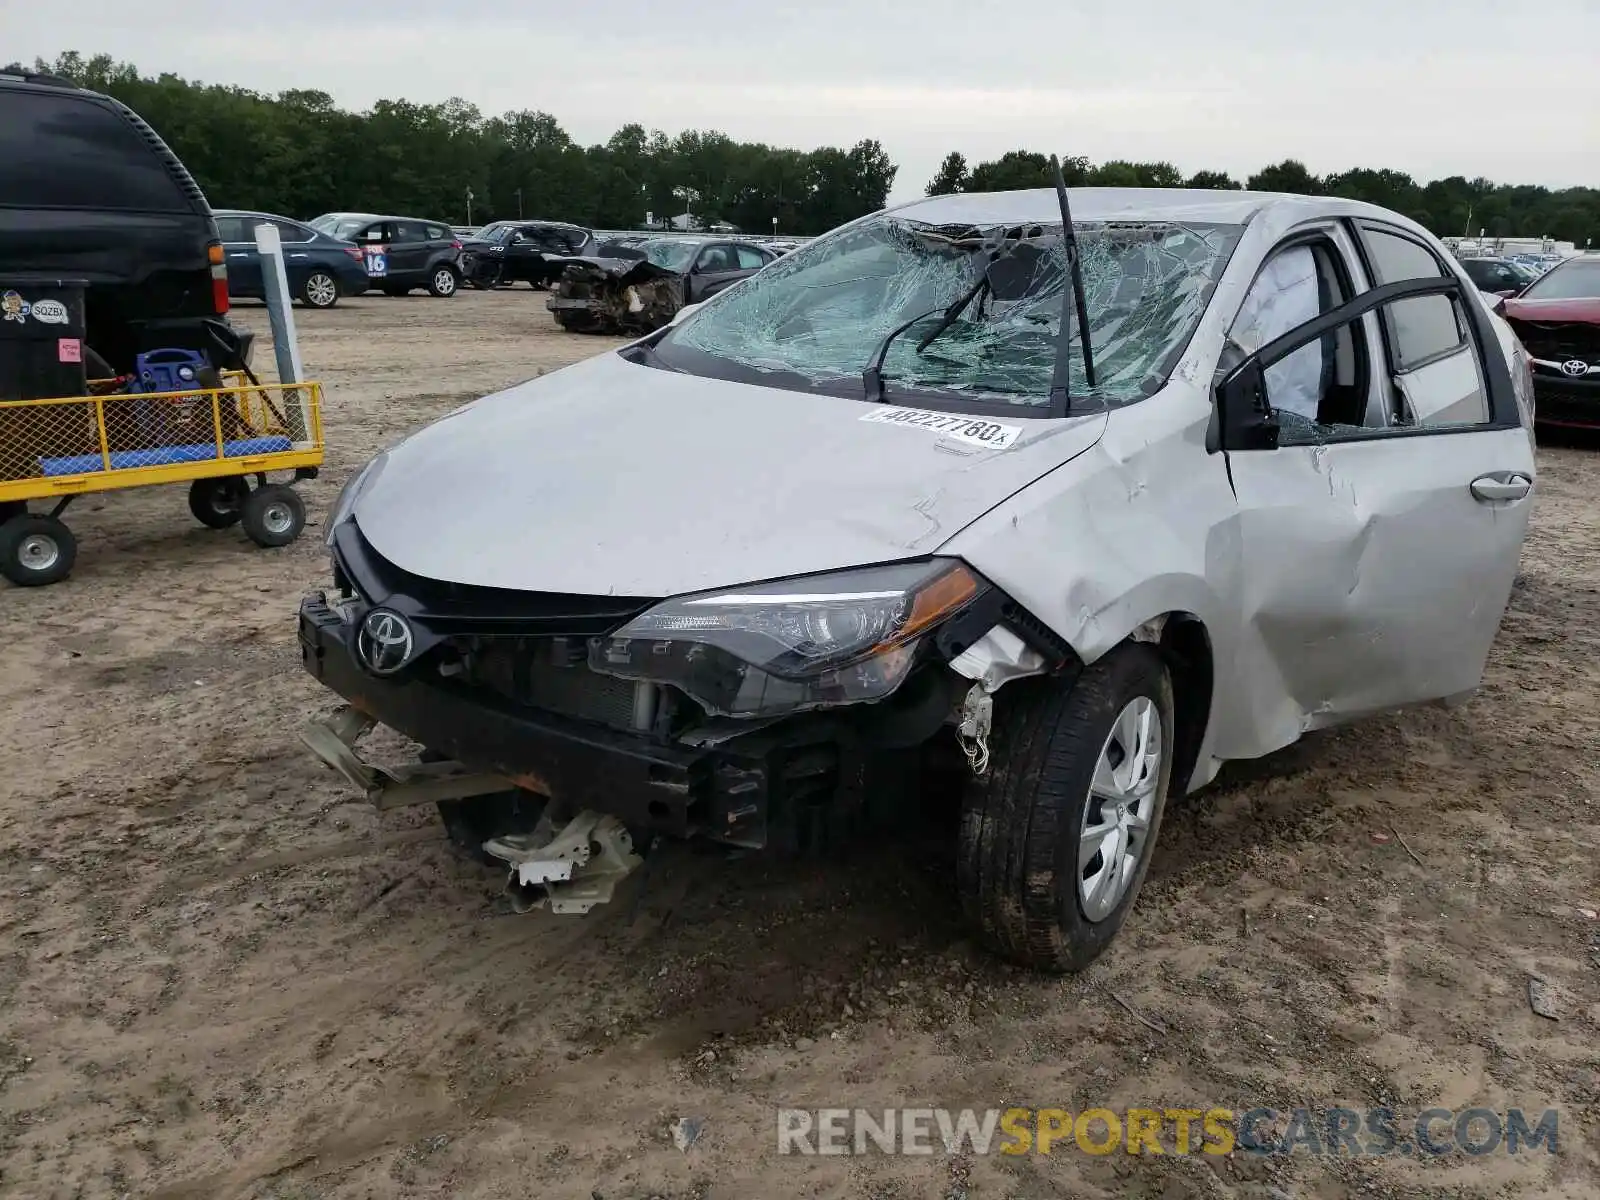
[1499,257,1600,429]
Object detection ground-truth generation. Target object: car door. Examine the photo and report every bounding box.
[218,215,264,296]
[506,226,546,282]
[269,218,318,290]
[387,220,430,283]
[353,220,393,284]
[1216,221,1534,731]
[687,243,746,302]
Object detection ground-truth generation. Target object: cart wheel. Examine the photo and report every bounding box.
[241,484,306,548]
[0,514,77,587]
[188,477,249,529]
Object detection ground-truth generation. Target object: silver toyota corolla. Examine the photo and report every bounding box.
[299,186,1537,971]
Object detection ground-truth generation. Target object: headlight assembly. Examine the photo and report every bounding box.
[589,559,985,718]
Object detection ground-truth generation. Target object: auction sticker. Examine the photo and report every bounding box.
[860,406,1022,450]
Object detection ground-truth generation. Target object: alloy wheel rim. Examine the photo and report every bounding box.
[435,269,456,294]
[1077,696,1162,922]
[307,275,336,306]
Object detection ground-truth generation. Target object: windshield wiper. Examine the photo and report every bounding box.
[1047,155,1097,416]
[862,306,942,403]
[863,244,1006,402]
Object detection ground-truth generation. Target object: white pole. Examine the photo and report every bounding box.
[254,222,303,384]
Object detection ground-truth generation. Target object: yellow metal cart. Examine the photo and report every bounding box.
[0,371,324,586]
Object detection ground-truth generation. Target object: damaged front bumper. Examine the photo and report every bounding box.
[299,591,834,851]
[548,260,684,332]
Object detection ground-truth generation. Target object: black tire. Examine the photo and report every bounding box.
[0,514,77,587]
[427,265,460,298]
[187,477,248,529]
[240,483,306,548]
[300,270,340,309]
[957,643,1174,973]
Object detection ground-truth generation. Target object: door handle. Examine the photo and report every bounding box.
[1470,472,1533,502]
[228,252,249,258]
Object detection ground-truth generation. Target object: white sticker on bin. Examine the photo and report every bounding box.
[860,406,1022,449]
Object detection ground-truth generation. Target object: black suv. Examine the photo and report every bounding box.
[0,71,251,375]
[308,213,463,297]
[460,220,597,289]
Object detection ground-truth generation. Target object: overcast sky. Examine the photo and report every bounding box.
[12,0,1598,204]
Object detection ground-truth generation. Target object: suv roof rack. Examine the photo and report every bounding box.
[0,70,79,88]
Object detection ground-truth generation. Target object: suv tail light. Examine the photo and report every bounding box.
[451,240,462,250]
[207,242,229,314]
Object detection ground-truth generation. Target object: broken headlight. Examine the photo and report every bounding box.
[589,559,985,718]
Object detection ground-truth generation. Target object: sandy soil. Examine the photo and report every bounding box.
[1,289,1596,1200]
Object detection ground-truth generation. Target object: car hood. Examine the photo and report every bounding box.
[353,351,1107,597]
[1501,296,1600,325]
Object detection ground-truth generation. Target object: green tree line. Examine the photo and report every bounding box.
[16,52,1596,246]
[18,52,897,235]
[926,151,1598,246]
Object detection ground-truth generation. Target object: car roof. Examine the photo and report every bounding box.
[885,187,1407,229]
[215,209,311,223]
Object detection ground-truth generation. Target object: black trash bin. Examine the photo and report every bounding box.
[0,278,90,401]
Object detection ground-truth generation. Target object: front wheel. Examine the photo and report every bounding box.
[957,642,1174,973]
[428,266,459,298]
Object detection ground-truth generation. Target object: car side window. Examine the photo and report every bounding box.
[393,222,426,243]
[735,245,769,270]
[1226,239,1373,444]
[357,222,388,244]
[425,225,448,240]
[214,216,250,243]
[272,219,313,243]
[1358,225,1489,428]
[1362,228,1467,370]
[697,245,736,272]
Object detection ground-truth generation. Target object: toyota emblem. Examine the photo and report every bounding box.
[1561,359,1590,378]
[357,608,415,675]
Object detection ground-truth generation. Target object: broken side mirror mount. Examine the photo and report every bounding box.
[1214,357,1280,452]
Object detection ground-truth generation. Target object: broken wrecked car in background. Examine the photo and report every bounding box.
[1496,255,1600,430]
[299,183,1535,971]
[546,238,777,334]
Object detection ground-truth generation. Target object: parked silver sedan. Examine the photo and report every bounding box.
[299,187,1536,971]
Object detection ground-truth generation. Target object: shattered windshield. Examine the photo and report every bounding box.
[473,223,512,244]
[658,214,1241,410]
[643,241,698,272]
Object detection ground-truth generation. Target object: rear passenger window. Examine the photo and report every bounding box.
[426,225,447,240]
[1362,228,1466,371]
[735,245,769,270]
[213,216,251,242]
[273,219,313,243]
[0,90,192,212]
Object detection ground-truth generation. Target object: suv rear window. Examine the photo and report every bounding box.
[0,89,192,213]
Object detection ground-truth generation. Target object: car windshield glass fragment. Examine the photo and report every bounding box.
[643,241,698,272]
[660,214,1242,407]
[1522,260,1600,300]
[328,218,368,240]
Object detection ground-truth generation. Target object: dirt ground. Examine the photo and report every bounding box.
[1,289,1596,1200]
